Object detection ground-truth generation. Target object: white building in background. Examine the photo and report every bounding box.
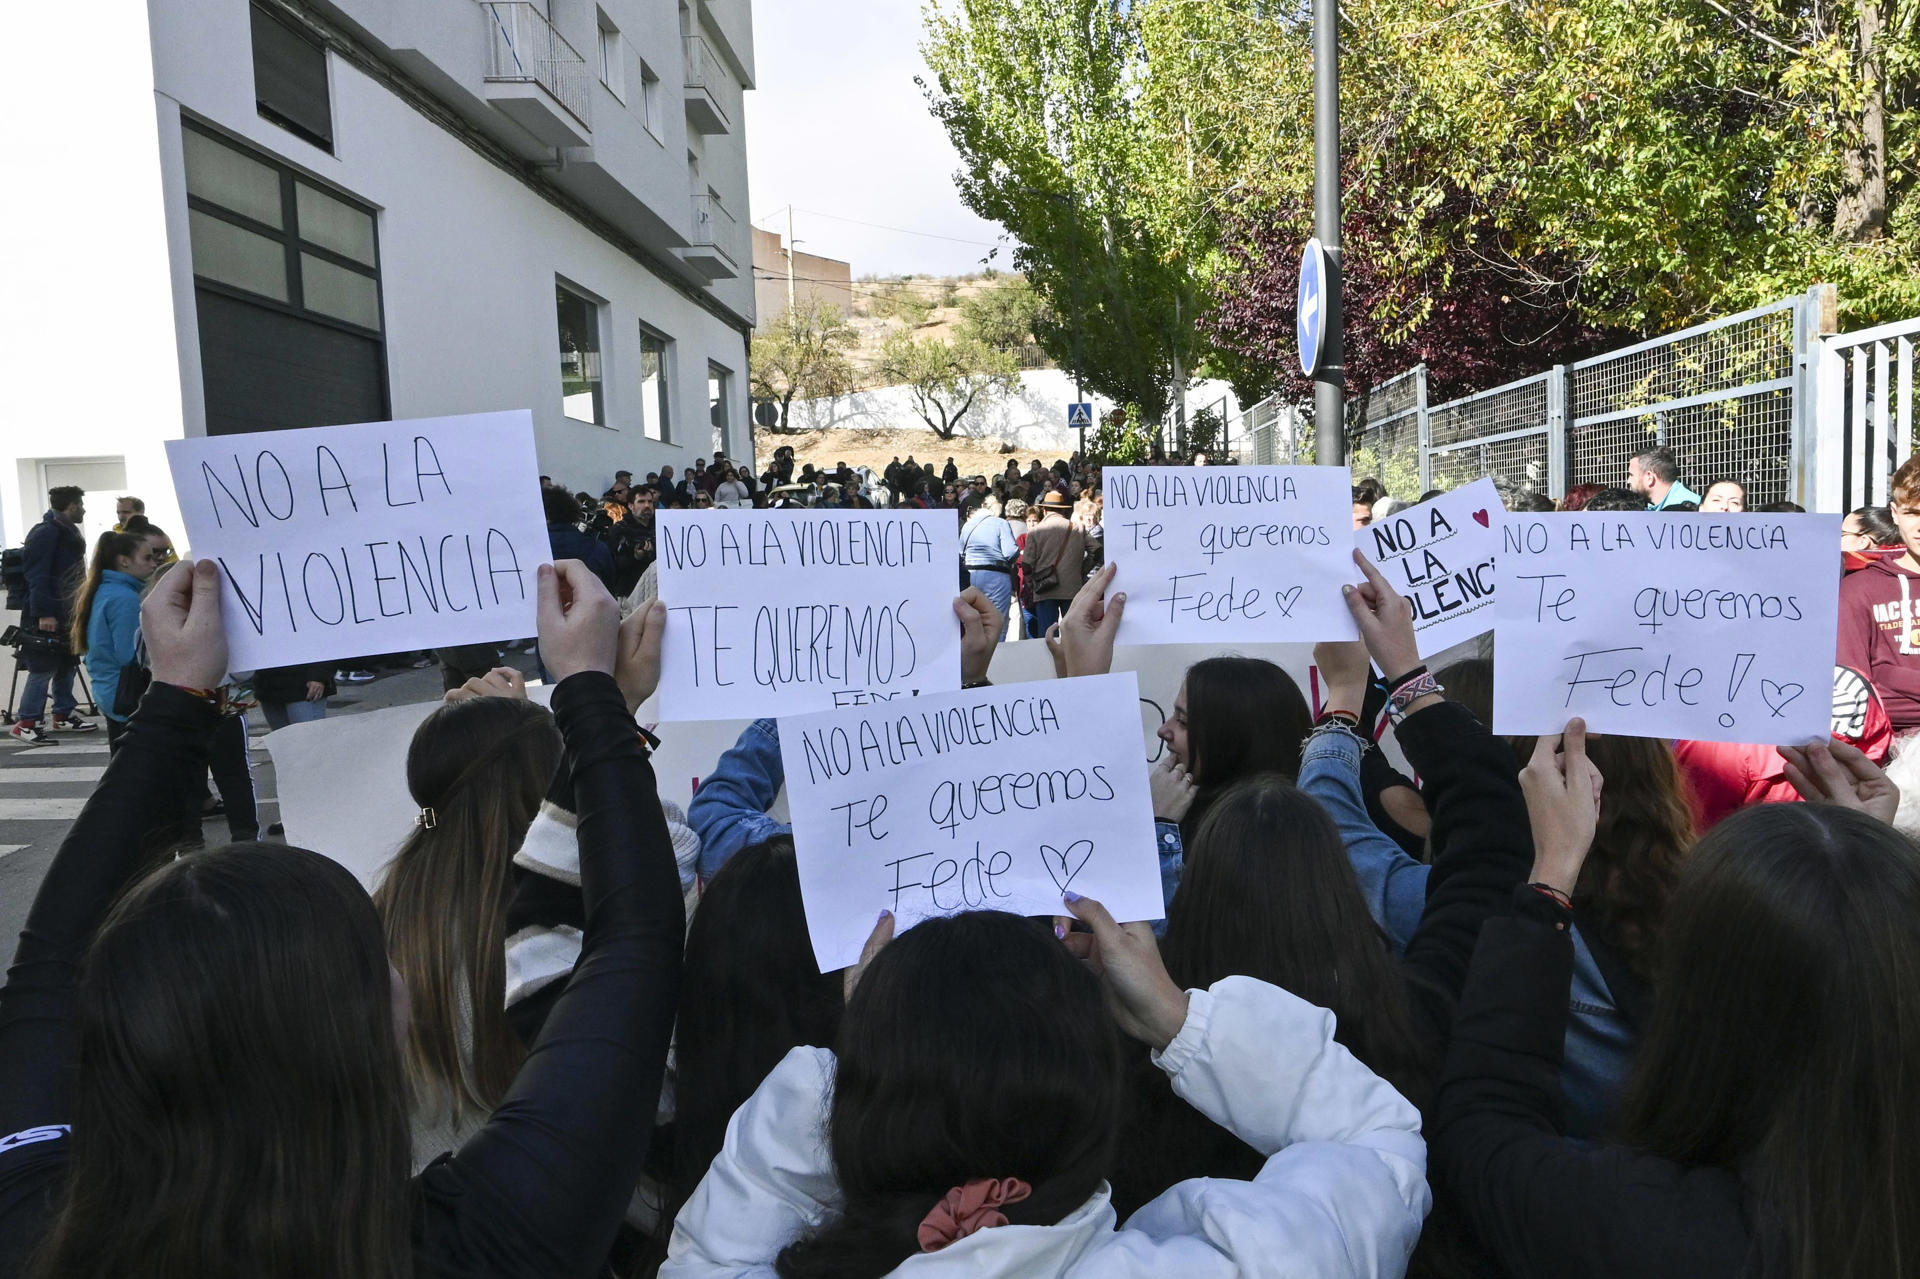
[787,370,1244,456]
[1,0,754,552]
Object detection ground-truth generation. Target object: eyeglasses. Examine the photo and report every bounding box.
[696,496,714,507]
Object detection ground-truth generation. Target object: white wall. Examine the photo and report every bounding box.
[146,0,751,510]
[1,0,757,556]
[0,0,186,547]
[786,369,1243,454]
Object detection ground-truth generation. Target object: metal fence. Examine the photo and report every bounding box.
[1813,314,1920,510]
[1216,285,1920,512]
[1566,297,1803,506]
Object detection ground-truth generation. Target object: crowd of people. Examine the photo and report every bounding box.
[4,439,1920,1279]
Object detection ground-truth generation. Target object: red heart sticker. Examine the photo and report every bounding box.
[1471,509,1490,527]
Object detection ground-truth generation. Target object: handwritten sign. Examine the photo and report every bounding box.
[1493,513,1839,743]
[654,509,961,721]
[268,686,770,889]
[1359,478,1503,659]
[1104,465,1359,644]
[164,412,547,671]
[778,672,1162,972]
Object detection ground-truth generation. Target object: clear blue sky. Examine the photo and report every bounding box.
[744,1,1011,278]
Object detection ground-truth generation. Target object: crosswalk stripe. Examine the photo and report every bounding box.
[0,797,278,820]
[1,743,270,756]
[0,846,25,860]
[0,766,109,784]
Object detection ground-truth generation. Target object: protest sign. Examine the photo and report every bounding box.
[267,686,771,889]
[778,672,1162,972]
[1358,478,1503,659]
[1103,465,1358,645]
[1492,513,1839,743]
[165,411,547,671]
[654,509,961,721]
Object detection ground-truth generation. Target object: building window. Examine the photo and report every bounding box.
[708,362,732,456]
[597,12,625,100]
[639,61,661,137]
[556,283,605,425]
[640,328,671,442]
[250,3,333,152]
[181,122,385,433]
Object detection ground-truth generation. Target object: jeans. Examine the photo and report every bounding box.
[18,658,77,726]
[261,698,328,731]
[1031,597,1069,636]
[965,568,1014,640]
[185,715,258,845]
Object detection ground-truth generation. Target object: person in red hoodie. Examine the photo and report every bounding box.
[1837,455,1920,731]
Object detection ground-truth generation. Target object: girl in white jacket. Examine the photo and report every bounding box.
[664,894,1428,1279]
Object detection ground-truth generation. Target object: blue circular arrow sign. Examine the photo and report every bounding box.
[1297,237,1326,376]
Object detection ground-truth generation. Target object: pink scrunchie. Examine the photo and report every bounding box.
[916,1177,1033,1252]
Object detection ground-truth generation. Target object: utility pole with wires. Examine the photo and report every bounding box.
[785,204,796,314]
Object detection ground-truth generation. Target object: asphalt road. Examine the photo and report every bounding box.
[0,650,532,950]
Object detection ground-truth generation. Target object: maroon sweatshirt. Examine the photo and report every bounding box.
[1836,555,1920,731]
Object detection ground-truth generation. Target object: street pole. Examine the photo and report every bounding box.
[785,205,796,314]
[1312,0,1345,465]
[1065,191,1086,460]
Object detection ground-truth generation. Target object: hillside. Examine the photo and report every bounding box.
[841,271,1050,389]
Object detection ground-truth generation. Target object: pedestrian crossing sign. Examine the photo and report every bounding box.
[1067,402,1094,429]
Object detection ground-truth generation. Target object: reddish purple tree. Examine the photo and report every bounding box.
[1201,187,1618,412]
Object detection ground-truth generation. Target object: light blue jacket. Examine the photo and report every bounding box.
[1297,726,1633,1139]
[84,571,144,722]
[960,513,1021,568]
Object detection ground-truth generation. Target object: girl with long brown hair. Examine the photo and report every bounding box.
[67,531,158,750]
[1436,727,1920,1279]
[0,560,685,1279]
[373,694,563,1165]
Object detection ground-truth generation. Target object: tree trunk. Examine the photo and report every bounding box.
[1833,0,1888,241]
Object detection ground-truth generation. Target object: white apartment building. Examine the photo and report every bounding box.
[0,0,755,552]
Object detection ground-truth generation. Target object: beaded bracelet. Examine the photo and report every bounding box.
[1386,671,1443,722]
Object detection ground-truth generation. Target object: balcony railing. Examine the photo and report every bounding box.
[683,33,730,130]
[482,2,591,127]
[690,193,736,250]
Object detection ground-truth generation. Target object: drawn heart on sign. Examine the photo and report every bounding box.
[1760,680,1805,717]
[1273,586,1304,617]
[1471,509,1490,528]
[1041,840,1095,894]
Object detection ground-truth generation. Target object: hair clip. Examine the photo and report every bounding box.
[417,807,438,830]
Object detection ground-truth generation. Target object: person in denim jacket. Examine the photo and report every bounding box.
[688,590,1008,881]
[1304,643,1688,1141]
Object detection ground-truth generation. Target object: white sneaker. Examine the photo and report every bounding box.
[53,713,98,733]
[8,722,56,746]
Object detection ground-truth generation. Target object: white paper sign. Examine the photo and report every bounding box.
[778,672,1162,971]
[1358,478,1504,659]
[1104,465,1359,644]
[165,412,547,671]
[266,686,776,889]
[654,509,961,721]
[1493,513,1839,743]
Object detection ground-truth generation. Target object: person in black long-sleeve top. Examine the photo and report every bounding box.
[0,558,682,1279]
[1434,724,1920,1279]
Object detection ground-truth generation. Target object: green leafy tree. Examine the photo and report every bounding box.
[920,0,1201,424]
[749,301,859,432]
[875,332,1021,439]
[956,276,1046,351]
[1084,404,1156,466]
[1136,0,1920,337]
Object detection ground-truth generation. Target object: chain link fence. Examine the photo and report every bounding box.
[1223,291,1822,507]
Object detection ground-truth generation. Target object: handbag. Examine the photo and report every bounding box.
[1025,526,1073,596]
[113,638,151,719]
